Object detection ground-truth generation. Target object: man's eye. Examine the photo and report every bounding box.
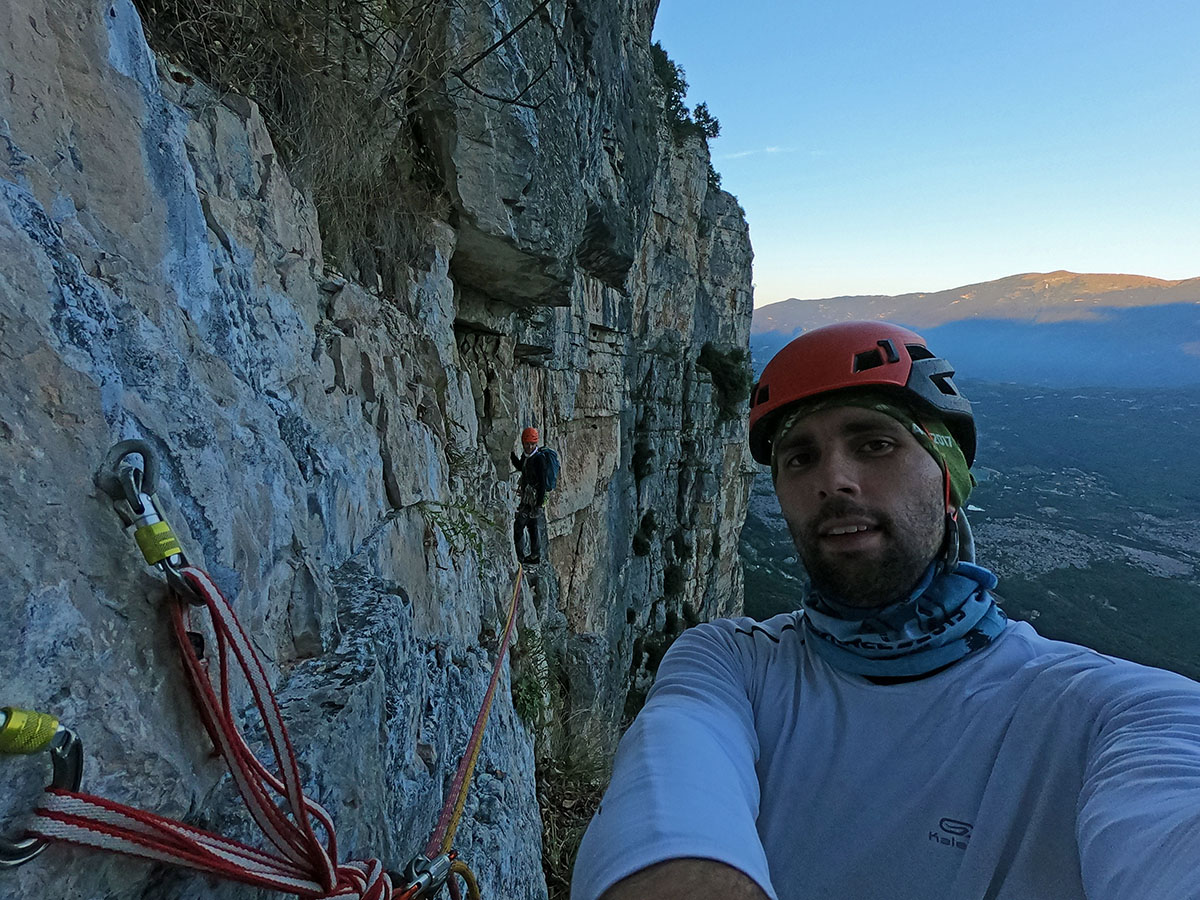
[782,449,815,469]
[860,439,895,455]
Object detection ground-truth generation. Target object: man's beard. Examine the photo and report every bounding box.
[786,495,945,609]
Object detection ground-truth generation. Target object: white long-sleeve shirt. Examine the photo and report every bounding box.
[572,616,1200,900]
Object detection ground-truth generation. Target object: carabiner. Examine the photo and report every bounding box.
[96,440,203,604]
[0,707,84,868]
[96,439,160,507]
[396,851,456,899]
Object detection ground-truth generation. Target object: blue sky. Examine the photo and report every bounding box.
[652,1,1200,305]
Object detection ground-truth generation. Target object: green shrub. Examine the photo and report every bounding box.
[707,164,723,192]
[632,441,655,482]
[692,102,721,140]
[632,510,658,556]
[537,719,611,900]
[670,530,694,560]
[513,671,547,727]
[663,564,686,597]
[511,629,616,900]
[135,0,450,284]
[416,500,495,557]
[698,342,753,421]
[511,631,551,727]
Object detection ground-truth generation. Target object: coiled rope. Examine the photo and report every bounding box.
[21,561,523,899]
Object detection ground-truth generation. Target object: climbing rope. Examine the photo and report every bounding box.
[396,564,524,900]
[429,565,523,856]
[28,565,392,898]
[1,441,525,899]
[0,707,83,867]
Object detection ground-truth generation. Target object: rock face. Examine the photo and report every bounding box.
[0,1,754,898]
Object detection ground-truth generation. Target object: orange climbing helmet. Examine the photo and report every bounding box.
[747,321,975,466]
[521,427,540,444]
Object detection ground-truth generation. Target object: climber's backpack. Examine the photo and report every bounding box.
[542,447,561,491]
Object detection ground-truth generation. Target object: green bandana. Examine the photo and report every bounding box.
[771,390,974,507]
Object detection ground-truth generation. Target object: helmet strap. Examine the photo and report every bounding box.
[931,458,960,571]
[942,510,961,571]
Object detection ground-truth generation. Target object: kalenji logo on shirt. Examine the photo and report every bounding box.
[929,817,972,850]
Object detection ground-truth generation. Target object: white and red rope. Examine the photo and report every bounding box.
[25,559,523,899]
[27,566,393,899]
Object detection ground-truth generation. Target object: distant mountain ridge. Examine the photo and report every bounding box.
[754,270,1200,334]
[751,271,1200,387]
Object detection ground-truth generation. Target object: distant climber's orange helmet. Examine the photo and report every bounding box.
[747,321,975,466]
[521,427,540,444]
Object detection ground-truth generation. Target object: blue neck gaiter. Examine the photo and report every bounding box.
[801,562,1008,678]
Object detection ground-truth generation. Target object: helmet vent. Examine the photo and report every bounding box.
[754,383,770,405]
[931,374,960,396]
[907,344,936,361]
[853,349,885,372]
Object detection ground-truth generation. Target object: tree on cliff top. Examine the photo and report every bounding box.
[651,41,720,144]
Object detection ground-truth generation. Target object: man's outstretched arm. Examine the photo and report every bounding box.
[572,623,772,899]
[599,859,769,900]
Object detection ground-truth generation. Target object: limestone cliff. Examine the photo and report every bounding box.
[0,1,754,898]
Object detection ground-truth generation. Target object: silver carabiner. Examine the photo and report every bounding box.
[96,440,203,604]
[0,708,84,868]
[96,439,160,513]
[397,851,455,899]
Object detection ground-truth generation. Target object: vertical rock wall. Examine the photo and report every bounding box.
[0,1,754,898]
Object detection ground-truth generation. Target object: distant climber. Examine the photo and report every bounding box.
[511,427,560,565]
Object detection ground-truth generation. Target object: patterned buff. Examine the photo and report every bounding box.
[801,561,1008,677]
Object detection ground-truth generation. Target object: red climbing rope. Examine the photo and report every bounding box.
[27,566,393,898]
[5,441,530,899]
[425,564,525,859]
[23,559,526,899]
[390,565,525,900]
